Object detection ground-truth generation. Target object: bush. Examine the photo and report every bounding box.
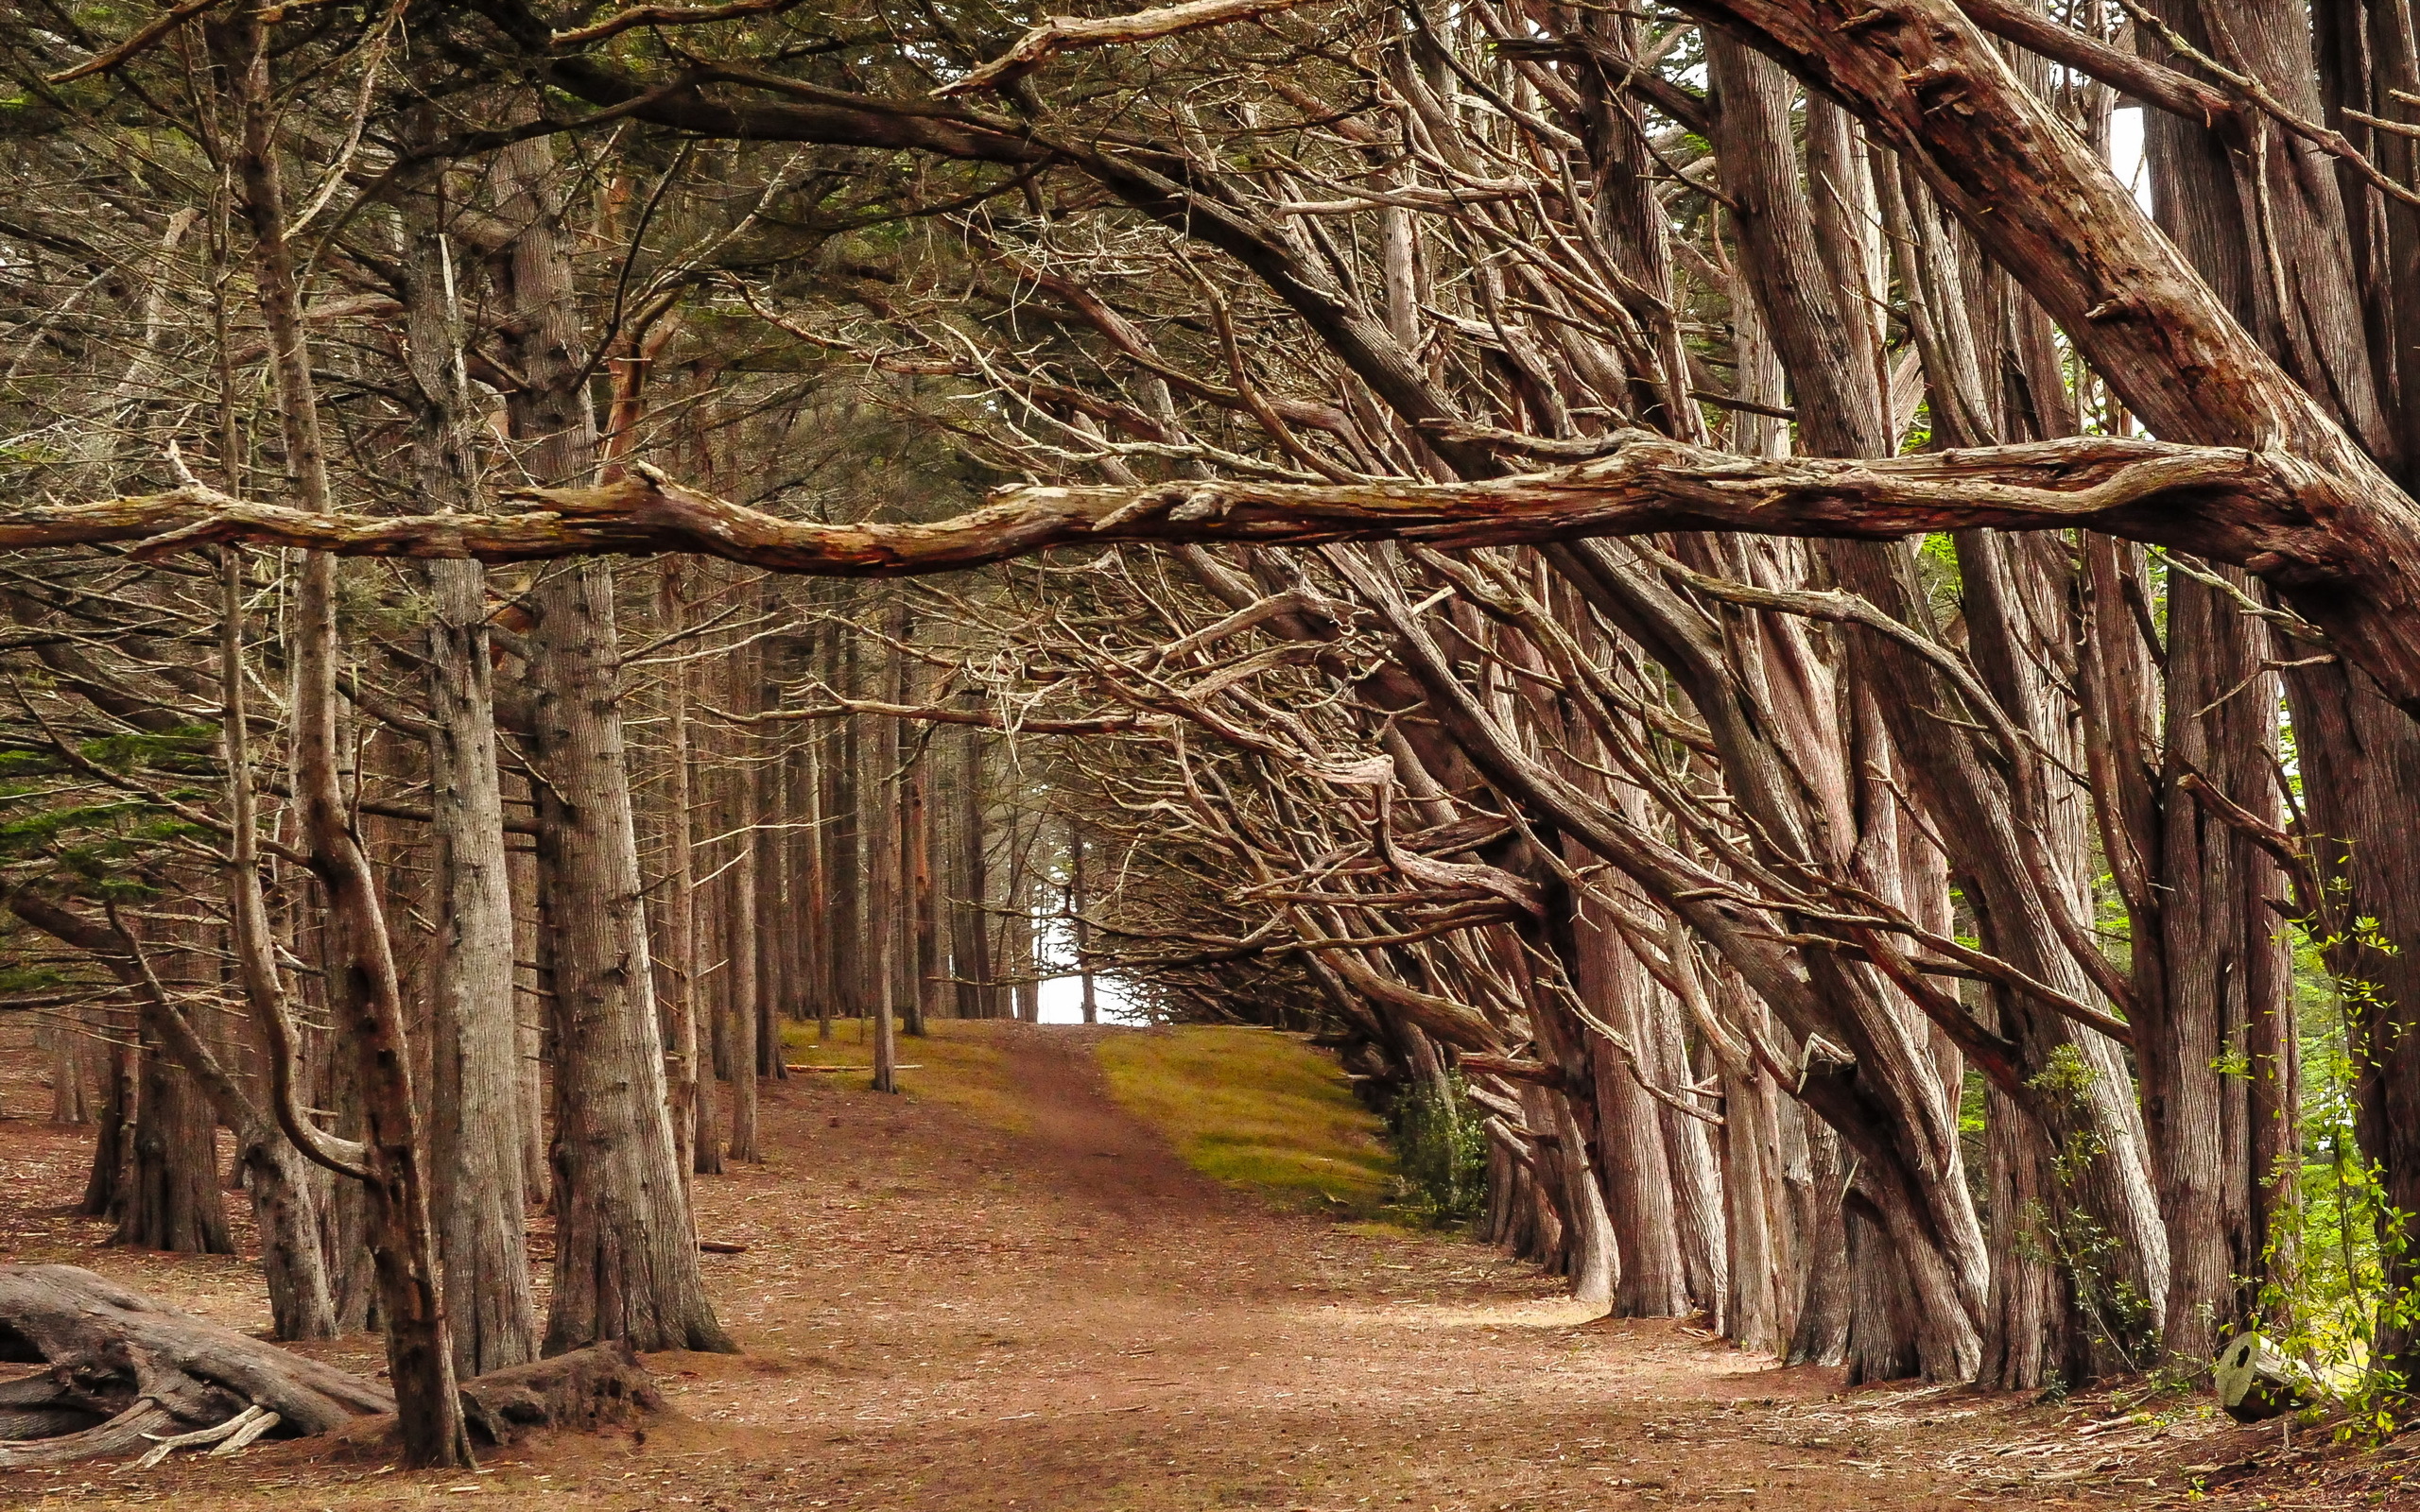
[1387,1077,1488,1228]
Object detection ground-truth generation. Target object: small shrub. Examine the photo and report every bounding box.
[1386,1077,1487,1228]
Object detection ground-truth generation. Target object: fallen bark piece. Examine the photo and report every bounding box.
[456,1341,666,1446]
[0,1264,392,1468]
[698,1240,749,1254]
[2214,1333,2324,1423]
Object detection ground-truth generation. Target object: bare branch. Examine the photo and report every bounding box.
[932,0,1305,98]
[3,438,2311,580]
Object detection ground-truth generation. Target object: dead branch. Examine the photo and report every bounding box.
[933,0,1306,98]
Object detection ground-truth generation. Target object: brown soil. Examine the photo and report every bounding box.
[0,1022,2411,1510]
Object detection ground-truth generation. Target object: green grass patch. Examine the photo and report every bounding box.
[778,1018,1030,1132]
[1095,1025,1395,1214]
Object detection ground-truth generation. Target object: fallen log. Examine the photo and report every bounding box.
[0,1264,392,1468]
[2213,1332,2324,1423]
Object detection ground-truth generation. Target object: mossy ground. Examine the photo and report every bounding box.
[777,1017,1031,1132]
[1094,1023,1396,1214]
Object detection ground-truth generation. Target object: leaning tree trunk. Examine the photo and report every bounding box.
[208,9,468,1464]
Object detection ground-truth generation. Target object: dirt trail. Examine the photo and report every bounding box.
[0,1022,2391,1509]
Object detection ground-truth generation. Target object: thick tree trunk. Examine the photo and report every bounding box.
[492,131,731,1358]
[119,1041,232,1256]
[2141,571,2291,1365]
[400,138,538,1381]
[1783,1109,1850,1366]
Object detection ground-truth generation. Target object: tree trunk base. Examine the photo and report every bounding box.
[458,1341,665,1445]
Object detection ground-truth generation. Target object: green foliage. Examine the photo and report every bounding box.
[0,721,217,896]
[1385,1076,1488,1229]
[2020,1043,2158,1370]
[2243,924,2417,1442]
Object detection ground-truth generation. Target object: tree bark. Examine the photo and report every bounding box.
[0,1266,391,1467]
[490,131,732,1358]
[399,123,538,1382]
[207,11,467,1461]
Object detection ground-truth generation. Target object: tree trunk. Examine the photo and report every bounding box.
[657,562,702,1183]
[905,709,936,1036]
[727,724,762,1163]
[492,129,730,1357]
[872,619,904,1091]
[80,1040,130,1219]
[1577,892,1685,1316]
[399,129,538,1382]
[1070,819,1098,1024]
[209,10,467,1461]
[119,1040,232,1256]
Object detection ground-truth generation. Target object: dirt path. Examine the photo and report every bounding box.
[0,1023,2396,1509]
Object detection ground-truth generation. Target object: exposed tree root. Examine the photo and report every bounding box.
[458,1341,666,1445]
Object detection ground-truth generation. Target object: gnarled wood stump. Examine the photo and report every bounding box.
[0,1266,673,1466]
[0,1264,393,1467]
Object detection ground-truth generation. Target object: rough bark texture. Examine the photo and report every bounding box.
[209,9,468,1464]
[401,120,539,1382]
[457,1341,664,1445]
[493,132,731,1358]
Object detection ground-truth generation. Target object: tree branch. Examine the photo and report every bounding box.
[2,437,2308,575]
[933,0,1306,97]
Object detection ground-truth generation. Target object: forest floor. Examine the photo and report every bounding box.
[0,1020,2412,1511]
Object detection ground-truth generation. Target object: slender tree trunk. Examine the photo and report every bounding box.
[1070,820,1098,1024]
[208,11,468,1463]
[905,725,935,1037]
[827,619,864,1039]
[81,1040,131,1218]
[727,722,762,1163]
[872,622,903,1092]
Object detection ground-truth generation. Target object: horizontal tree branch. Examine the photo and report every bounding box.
[8,436,2405,703]
[0,437,2312,574]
